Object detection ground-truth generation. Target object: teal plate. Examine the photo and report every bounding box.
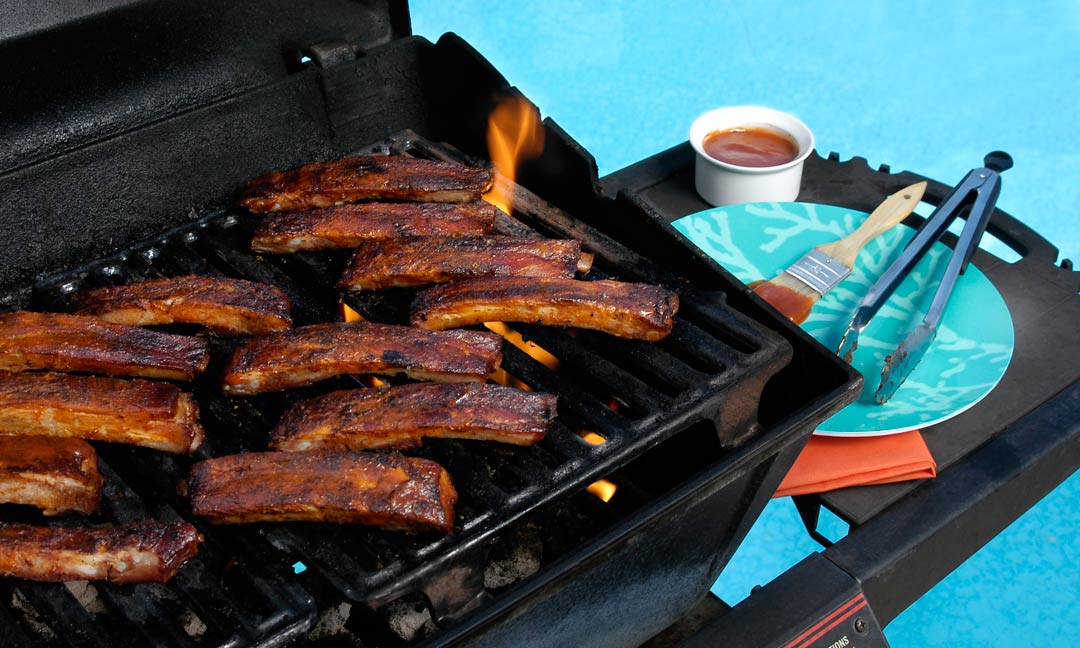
[673,202,1015,436]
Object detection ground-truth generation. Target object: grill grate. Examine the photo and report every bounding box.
[0,458,316,648]
[8,131,792,644]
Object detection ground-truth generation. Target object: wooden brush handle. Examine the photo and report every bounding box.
[817,181,927,268]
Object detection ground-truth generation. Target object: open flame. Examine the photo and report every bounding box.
[340,302,364,323]
[484,322,560,371]
[480,97,558,387]
[484,95,545,215]
[484,321,562,392]
[339,303,385,387]
[483,321,561,393]
[488,367,532,391]
[587,479,618,503]
[579,431,606,445]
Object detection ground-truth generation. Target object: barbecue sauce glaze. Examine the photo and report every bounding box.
[749,280,815,325]
[703,126,799,167]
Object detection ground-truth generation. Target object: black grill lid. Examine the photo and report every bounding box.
[0,20,512,308]
[1,0,410,172]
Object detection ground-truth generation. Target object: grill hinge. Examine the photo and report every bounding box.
[301,38,385,135]
[301,40,363,69]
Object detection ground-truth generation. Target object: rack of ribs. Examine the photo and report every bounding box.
[270,382,557,451]
[251,201,499,253]
[0,371,203,454]
[338,236,592,291]
[189,451,457,533]
[0,521,202,583]
[72,275,292,335]
[410,277,680,341]
[239,156,494,213]
[0,311,209,381]
[0,436,103,515]
[221,322,503,394]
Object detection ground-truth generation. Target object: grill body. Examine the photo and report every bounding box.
[0,5,860,646]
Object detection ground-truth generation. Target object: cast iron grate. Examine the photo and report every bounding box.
[6,131,791,644]
[0,457,316,648]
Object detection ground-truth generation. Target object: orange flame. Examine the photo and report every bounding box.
[587,479,618,503]
[340,302,364,322]
[488,367,533,391]
[579,431,607,445]
[484,322,560,371]
[339,303,384,386]
[484,95,545,214]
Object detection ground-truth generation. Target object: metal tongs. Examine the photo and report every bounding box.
[836,151,1013,404]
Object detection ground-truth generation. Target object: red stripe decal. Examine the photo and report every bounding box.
[782,593,867,648]
[793,599,867,648]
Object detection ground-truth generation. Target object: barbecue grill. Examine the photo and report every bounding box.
[3,2,1078,648]
[1,2,861,646]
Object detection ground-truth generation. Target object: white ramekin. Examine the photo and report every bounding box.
[689,106,815,206]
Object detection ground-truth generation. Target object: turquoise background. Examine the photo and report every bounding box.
[411,2,1080,645]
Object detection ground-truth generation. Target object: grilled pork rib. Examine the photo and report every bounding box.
[251,201,499,253]
[240,155,494,213]
[222,322,503,395]
[0,311,209,381]
[0,436,102,515]
[410,277,680,341]
[270,383,557,451]
[0,521,202,583]
[0,371,204,454]
[189,451,457,532]
[73,275,292,335]
[338,236,591,291]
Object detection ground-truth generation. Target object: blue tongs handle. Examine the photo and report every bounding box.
[921,161,1005,329]
[836,151,1012,403]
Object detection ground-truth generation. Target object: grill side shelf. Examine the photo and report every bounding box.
[600,143,1080,531]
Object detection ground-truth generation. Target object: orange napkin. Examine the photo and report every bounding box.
[774,430,937,498]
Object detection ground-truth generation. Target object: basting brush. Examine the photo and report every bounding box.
[752,181,926,324]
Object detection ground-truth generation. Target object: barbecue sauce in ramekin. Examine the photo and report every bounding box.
[702,126,799,167]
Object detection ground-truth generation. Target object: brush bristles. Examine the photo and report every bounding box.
[764,271,822,297]
[752,272,820,324]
